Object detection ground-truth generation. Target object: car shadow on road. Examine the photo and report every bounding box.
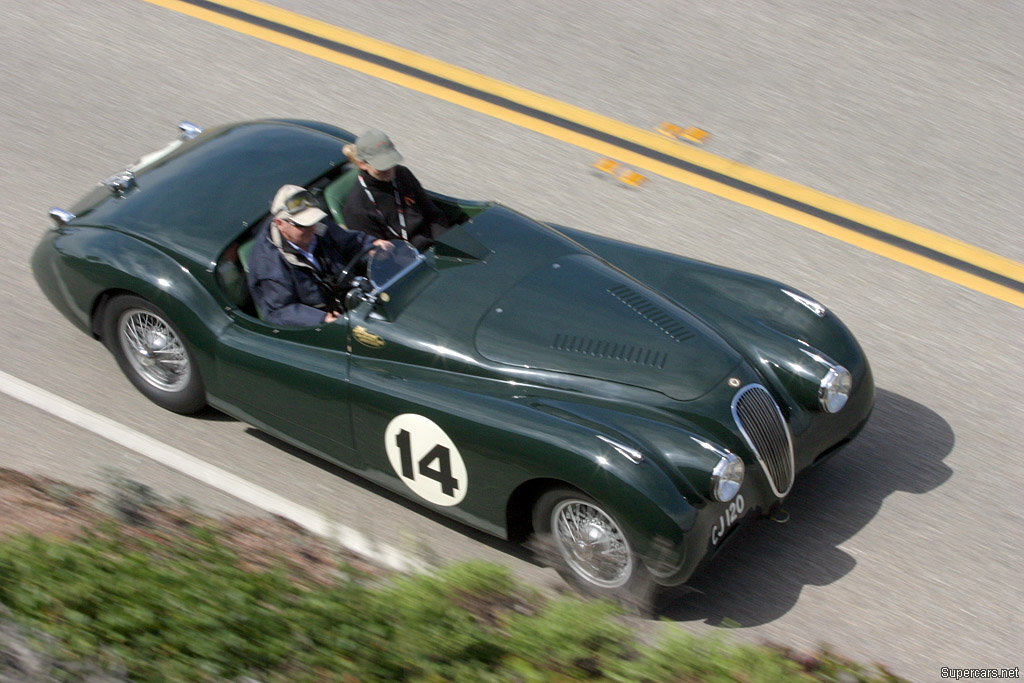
[655,388,953,626]
[189,406,242,422]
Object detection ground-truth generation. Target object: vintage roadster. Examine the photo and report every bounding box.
[33,120,873,598]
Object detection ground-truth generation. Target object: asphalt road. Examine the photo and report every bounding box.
[1,1,1022,678]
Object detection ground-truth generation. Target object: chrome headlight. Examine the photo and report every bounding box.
[711,452,745,502]
[819,366,852,413]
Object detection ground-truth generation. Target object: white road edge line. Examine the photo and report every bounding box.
[0,369,423,573]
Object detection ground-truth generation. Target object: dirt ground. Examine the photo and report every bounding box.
[0,466,383,584]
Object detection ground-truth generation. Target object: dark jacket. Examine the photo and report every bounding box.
[247,217,375,326]
[341,166,447,249]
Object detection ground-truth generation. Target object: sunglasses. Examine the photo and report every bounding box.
[283,190,318,214]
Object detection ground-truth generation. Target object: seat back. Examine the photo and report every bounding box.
[211,235,259,315]
[237,236,256,273]
[322,167,360,225]
[216,245,251,311]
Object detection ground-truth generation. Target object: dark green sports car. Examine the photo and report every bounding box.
[33,119,873,599]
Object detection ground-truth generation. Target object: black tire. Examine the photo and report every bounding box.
[531,487,654,607]
[100,295,206,414]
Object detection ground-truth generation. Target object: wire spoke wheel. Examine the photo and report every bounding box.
[102,295,205,414]
[118,308,192,392]
[551,498,633,589]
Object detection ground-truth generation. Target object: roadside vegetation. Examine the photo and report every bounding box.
[0,468,906,682]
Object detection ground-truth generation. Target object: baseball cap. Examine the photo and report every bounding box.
[355,129,403,171]
[271,184,326,227]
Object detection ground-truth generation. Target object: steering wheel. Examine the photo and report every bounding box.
[332,242,381,313]
[336,242,377,286]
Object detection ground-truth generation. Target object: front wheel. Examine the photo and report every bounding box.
[531,488,654,606]
[101,295,206,414]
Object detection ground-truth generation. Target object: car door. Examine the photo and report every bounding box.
[213,312,361,469]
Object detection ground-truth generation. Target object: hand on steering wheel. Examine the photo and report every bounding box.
[370,239,393,255]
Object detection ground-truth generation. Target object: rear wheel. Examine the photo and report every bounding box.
[101,295,206,414]
[532,488,653,605]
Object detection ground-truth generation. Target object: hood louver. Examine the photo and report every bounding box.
[607,285,695,342]
[474,254,742,400]
[551,334,668,369]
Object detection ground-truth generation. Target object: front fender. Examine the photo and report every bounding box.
[552,224,874,427]
[348,363,699,563]
[513,394,782,584]
[551,224,867,370]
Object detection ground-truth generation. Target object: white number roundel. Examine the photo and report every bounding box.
[384,414,468,506]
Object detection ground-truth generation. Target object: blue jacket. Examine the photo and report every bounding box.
[247,217,375,326]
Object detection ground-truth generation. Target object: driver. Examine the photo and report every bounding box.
[248,184,389,326]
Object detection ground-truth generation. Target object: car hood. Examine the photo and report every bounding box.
[473,253,743,400]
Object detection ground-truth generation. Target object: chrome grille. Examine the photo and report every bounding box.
[732,384,794,497]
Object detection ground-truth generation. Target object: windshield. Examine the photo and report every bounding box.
[366,241,424,295]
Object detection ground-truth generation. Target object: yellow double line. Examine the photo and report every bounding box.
[144,0,1024,309]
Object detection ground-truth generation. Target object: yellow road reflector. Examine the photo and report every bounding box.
[680,126,710,143]
[592,158,647,186]
[657,122,685,138]
[618,170,647,186]
[657,122,710,144]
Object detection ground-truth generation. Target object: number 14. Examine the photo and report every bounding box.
[396,429,459,497]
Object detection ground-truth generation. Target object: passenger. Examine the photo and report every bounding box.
[248,184,389,326]
[341,129,449,250]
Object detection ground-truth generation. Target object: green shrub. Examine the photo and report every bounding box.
[504,596,635,678]
[606,627,803,682]
[0,515,906,682]
[365,564,512,679]
[0,522,379,680]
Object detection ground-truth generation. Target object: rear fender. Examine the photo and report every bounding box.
[43,226,228,370]
[264,119,356,143]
